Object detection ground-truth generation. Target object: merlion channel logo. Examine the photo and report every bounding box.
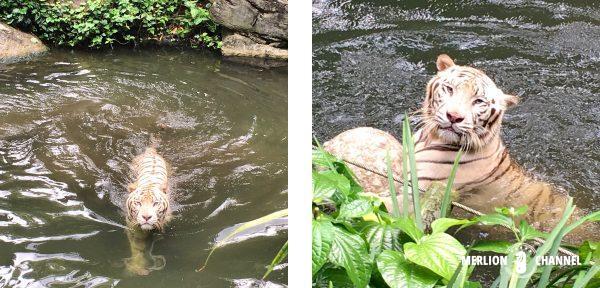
[462,249,581,277]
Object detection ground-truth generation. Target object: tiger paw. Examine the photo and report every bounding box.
[125,259,151,276]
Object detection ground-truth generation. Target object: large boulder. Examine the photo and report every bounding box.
[210,0,287,62]
[0,22,48,64]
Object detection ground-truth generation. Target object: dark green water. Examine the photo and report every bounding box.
[313,0,599,283]
[0,49,288,287]
[313,0,599,210]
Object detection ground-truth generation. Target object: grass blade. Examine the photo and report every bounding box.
[516,198,575,287]
[197,209,288,271]
[563,210,600,235]
[263,241,288,279]
[385,150,400,217]
[441,149,462,218]
[403,114,423,230]
[490,276,500,288]
[572,264,599,288]
[401,131,409,218]
[446,259,463,288]
[536,225,568,288]
[547,266,588,287]
[537,208,599,287]
[313,136,336,171]
[500,244,517,288]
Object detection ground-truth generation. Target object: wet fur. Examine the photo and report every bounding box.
[124,146,170,275]
[125,147,171,231]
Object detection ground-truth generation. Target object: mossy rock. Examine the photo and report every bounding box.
[0,22,48,64]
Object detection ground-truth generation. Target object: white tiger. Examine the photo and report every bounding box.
[324,54,597,242]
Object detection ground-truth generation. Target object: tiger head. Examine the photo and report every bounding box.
[126,183,169,231]
[420,54,519,151]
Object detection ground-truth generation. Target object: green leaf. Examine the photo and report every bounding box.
[495,206,528,217]
[376,250,438,288]
[401,125,410,218]
[403,115,423,230]
[190,7,198,18]
[516,197,575,287]
[573,264,600,288]
[385,150,401,217]
[514,205,528,216]
[328,226,371,288]
[441,150,462,218]
[578,241,600,262]
[312,170,350,203]
[197,209,288,271]
[431,218,472,234]
[338,199,372,219]
[585,210,600,222]
[313,267,355,288]
[312,220,334,276]
[263,241,287,279]
[312,147,337,169]
[404,232,467,280]
[471,240,512,254]
[464,281,483,288]
[393,217,423,242]
[446,257,467,288]
[361,222,403,256]
[475,213,513,228]
[519,220,548,241]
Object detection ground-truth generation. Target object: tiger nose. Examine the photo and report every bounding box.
[142,215,151,221]
[446,112,465,123]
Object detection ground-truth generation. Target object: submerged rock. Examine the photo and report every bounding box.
[0,22,48,64]
[210,0,287,62]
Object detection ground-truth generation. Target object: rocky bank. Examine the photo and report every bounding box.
[210,0,288,63]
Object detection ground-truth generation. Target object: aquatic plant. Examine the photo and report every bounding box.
[312,120,600,287]
[0,0,221,49]
[197,208,288,279]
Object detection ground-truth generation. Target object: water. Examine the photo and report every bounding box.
[0,49,288,287]
[313,0,599,283]
[313,0,599,210]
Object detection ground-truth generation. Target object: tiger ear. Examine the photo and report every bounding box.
[503,94,519,108]
[128,183,137,193]
[436,54,455,71]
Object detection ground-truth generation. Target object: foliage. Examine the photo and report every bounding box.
[311,120,600,287]
[197,209,288,272]
[263,240,288,280]
[0,0,221,49]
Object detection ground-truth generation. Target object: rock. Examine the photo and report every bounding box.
[221,32,287,59]
[210,0,287,61]
[49,0,87,8]
[0,22,48,64]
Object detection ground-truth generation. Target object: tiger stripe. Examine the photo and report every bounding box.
[126,147,171,231]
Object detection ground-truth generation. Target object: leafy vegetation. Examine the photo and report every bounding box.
[312,118,600,287]
[0,0,221,49]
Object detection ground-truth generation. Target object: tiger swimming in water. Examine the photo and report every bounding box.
[124,145,171,275]
[126,146,171,231]
[324,54,597,241]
